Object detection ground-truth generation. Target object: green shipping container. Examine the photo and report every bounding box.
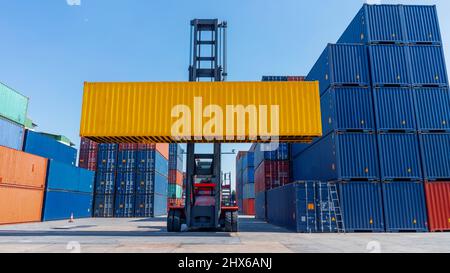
[168,184,183,199]
[0,82,29,126]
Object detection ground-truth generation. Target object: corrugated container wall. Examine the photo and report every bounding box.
[419,133,450,180]
[338,181,385,232]
[267,182,318,233]
[425,182,450,232]
[23,130,77,166]
[320,87,375,135]
[369,45,411,86]
[0,116,24,150]
[306,44,370,95]
[403,5,442,44]
[377,133,422,180]
[0,146,47,189]
[0,82,29,126]
[293,132,379,181]
[338,4,406,44]
[381,182,428,232]
[414,88,450,132]
[255,191,266,220]
[94,194,114,217]
[409,45,448,87]
[0,185,44,225]
[80,82,322,143]
[43,191,93,221]
[46,160,95,193]
[373,88,417,131]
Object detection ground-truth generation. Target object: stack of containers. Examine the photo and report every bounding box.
[338,4,447,232]
[115,143,138,217]
[0,146,47,224]
[167,144,184,208]
[235,151,246,213]
[293,42,384,232]
[42,160,95,221]
[94,143,118,217]
[0,82,28,151]
[135,144,169,217]
[253,143,290,220]
[241,151,255,215]
[87,142,169,218]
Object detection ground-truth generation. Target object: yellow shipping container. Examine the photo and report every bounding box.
[80,81,322,143]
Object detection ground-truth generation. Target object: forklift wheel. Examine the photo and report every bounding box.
[225,211,238,232]
[167,209,182,232]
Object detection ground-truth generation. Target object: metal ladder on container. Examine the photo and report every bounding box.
[328,183,345,233]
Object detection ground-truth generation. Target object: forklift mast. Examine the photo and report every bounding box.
[185,19,228,229]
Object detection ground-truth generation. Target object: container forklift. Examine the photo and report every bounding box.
[167,19,239,232]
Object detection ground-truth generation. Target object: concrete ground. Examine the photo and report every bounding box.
[0,216,449,253]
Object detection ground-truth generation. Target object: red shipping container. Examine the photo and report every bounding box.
[425,182,450,232]
[169,170,184,186]
[287,76,305,81]
[138,143,156,150]
[80,137,98,151]
[254,161,290,194]
[242,198,255,215]
[78,149,98,171]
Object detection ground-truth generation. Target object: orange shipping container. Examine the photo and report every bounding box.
[156,143,169,160]
[0,146,48,189]
[0,185,44,225]
[243,198,255,216]
[169,170,184,186]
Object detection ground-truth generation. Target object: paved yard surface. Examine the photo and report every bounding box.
[0,216,449,253]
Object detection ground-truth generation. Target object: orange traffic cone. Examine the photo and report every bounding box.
[69,213,74,223]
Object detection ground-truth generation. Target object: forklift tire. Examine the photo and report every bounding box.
[172,210,182,232]
[167,210,174,232]
[225,211,238,232]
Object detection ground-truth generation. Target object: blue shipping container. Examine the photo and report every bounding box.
[0,116,24,150]
[137,149,168,174]
[293,132,379,181]
[116,172,136,195]
[97,148,118,172]
[114,194,135,217]
[153,193,167,217]
[267,182,318,233]
[134,194,154,217]
[254,143,289,168]
[369,45,411,87]
[378,133,422,180]
[338,4,406,44]
[23,130,77,166]
[403,5,442,45]
[414,88,450,132]
[243,183,255,199]
[242,167,254,184]
[46,160,94,193]
[169,143,184,172]
[93,194,114,217]
[381,181,428,232]
[338,181,385,232]
[291,143,310,159]
[306,44,370,95]
[136,171,168,195]
[409,45,448,87]
[95,171,115,195]
[43,190,93,221]
[419,133,450,180]
[373,87,417,131]
[321,87,375,135]
[242,152,254,168]
[117,149,137,172]
[255,191,266,220]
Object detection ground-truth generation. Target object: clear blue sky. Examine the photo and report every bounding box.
[1,0,449,184]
